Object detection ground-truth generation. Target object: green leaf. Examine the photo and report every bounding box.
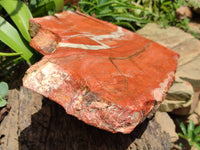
[0,52,22,56]
[114,21,135,31]
[194,143,200,150]
[177,133,188,140]
[113,4,153,13]
[79,1,96,6]
[0,0,32,42]
[0,82,8,98]
[53,0,64,12]
[98,7,112,15]
[99,0,109,5]
[97,13,149,24]
[86,1,114,14]
[194,126,200,135]
[30,0,64,16]
[31,1,55,17]
[0,98,7,107]
[188,120,194,139]
[179,122,187,135]
[0,16,34,64]
[114,15,149,23]
[194,136,200,142]
[163,1,172,6]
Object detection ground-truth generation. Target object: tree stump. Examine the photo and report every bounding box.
[0,87,171,150]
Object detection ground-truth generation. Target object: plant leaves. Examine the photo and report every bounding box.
[194,126,200,135]
[0,52,22,56]
[86,1,114,14]
[114,21,135,31]
[31,1,55,17]
[114,15,149,23]
[30,0,64,16]
[99,0,109,5]
[194,143,200,150]
[179,122,187,136]
[0,82,8,98]
[194,135,200,142]
[96,13,150,23]
[188,120,194,139]
[53,0,64,12]
[177,133,188,140]
[0,16,34,64]
[0,0,32,42]
[98,7,112,15]
[0,98,7,107]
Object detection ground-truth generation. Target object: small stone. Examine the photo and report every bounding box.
[154,111,178,142]
[188,113,199,125]
[194,100,200,116]
[176,6,193,19]
[23,11,179,134]
[159,78,193,113]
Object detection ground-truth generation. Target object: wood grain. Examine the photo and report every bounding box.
[0,87,171,150]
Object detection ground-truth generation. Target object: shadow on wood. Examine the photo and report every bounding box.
[19,98,148,150]
[0,87,171,150]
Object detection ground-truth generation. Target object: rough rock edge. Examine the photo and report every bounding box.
[24,16,178,134]
[23,60,176,134]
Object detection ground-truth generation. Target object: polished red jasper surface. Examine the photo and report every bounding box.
[23,11,179,134]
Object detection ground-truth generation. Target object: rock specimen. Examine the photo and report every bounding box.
[23,11,179,134]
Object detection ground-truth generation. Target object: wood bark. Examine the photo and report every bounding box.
[0,87,171,150]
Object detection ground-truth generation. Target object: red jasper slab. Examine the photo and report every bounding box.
[23,11,179,134]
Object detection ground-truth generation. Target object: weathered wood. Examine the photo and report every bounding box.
[0,87,171,150]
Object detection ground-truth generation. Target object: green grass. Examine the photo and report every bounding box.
[76,0,200,37]
[178,120,200,150]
